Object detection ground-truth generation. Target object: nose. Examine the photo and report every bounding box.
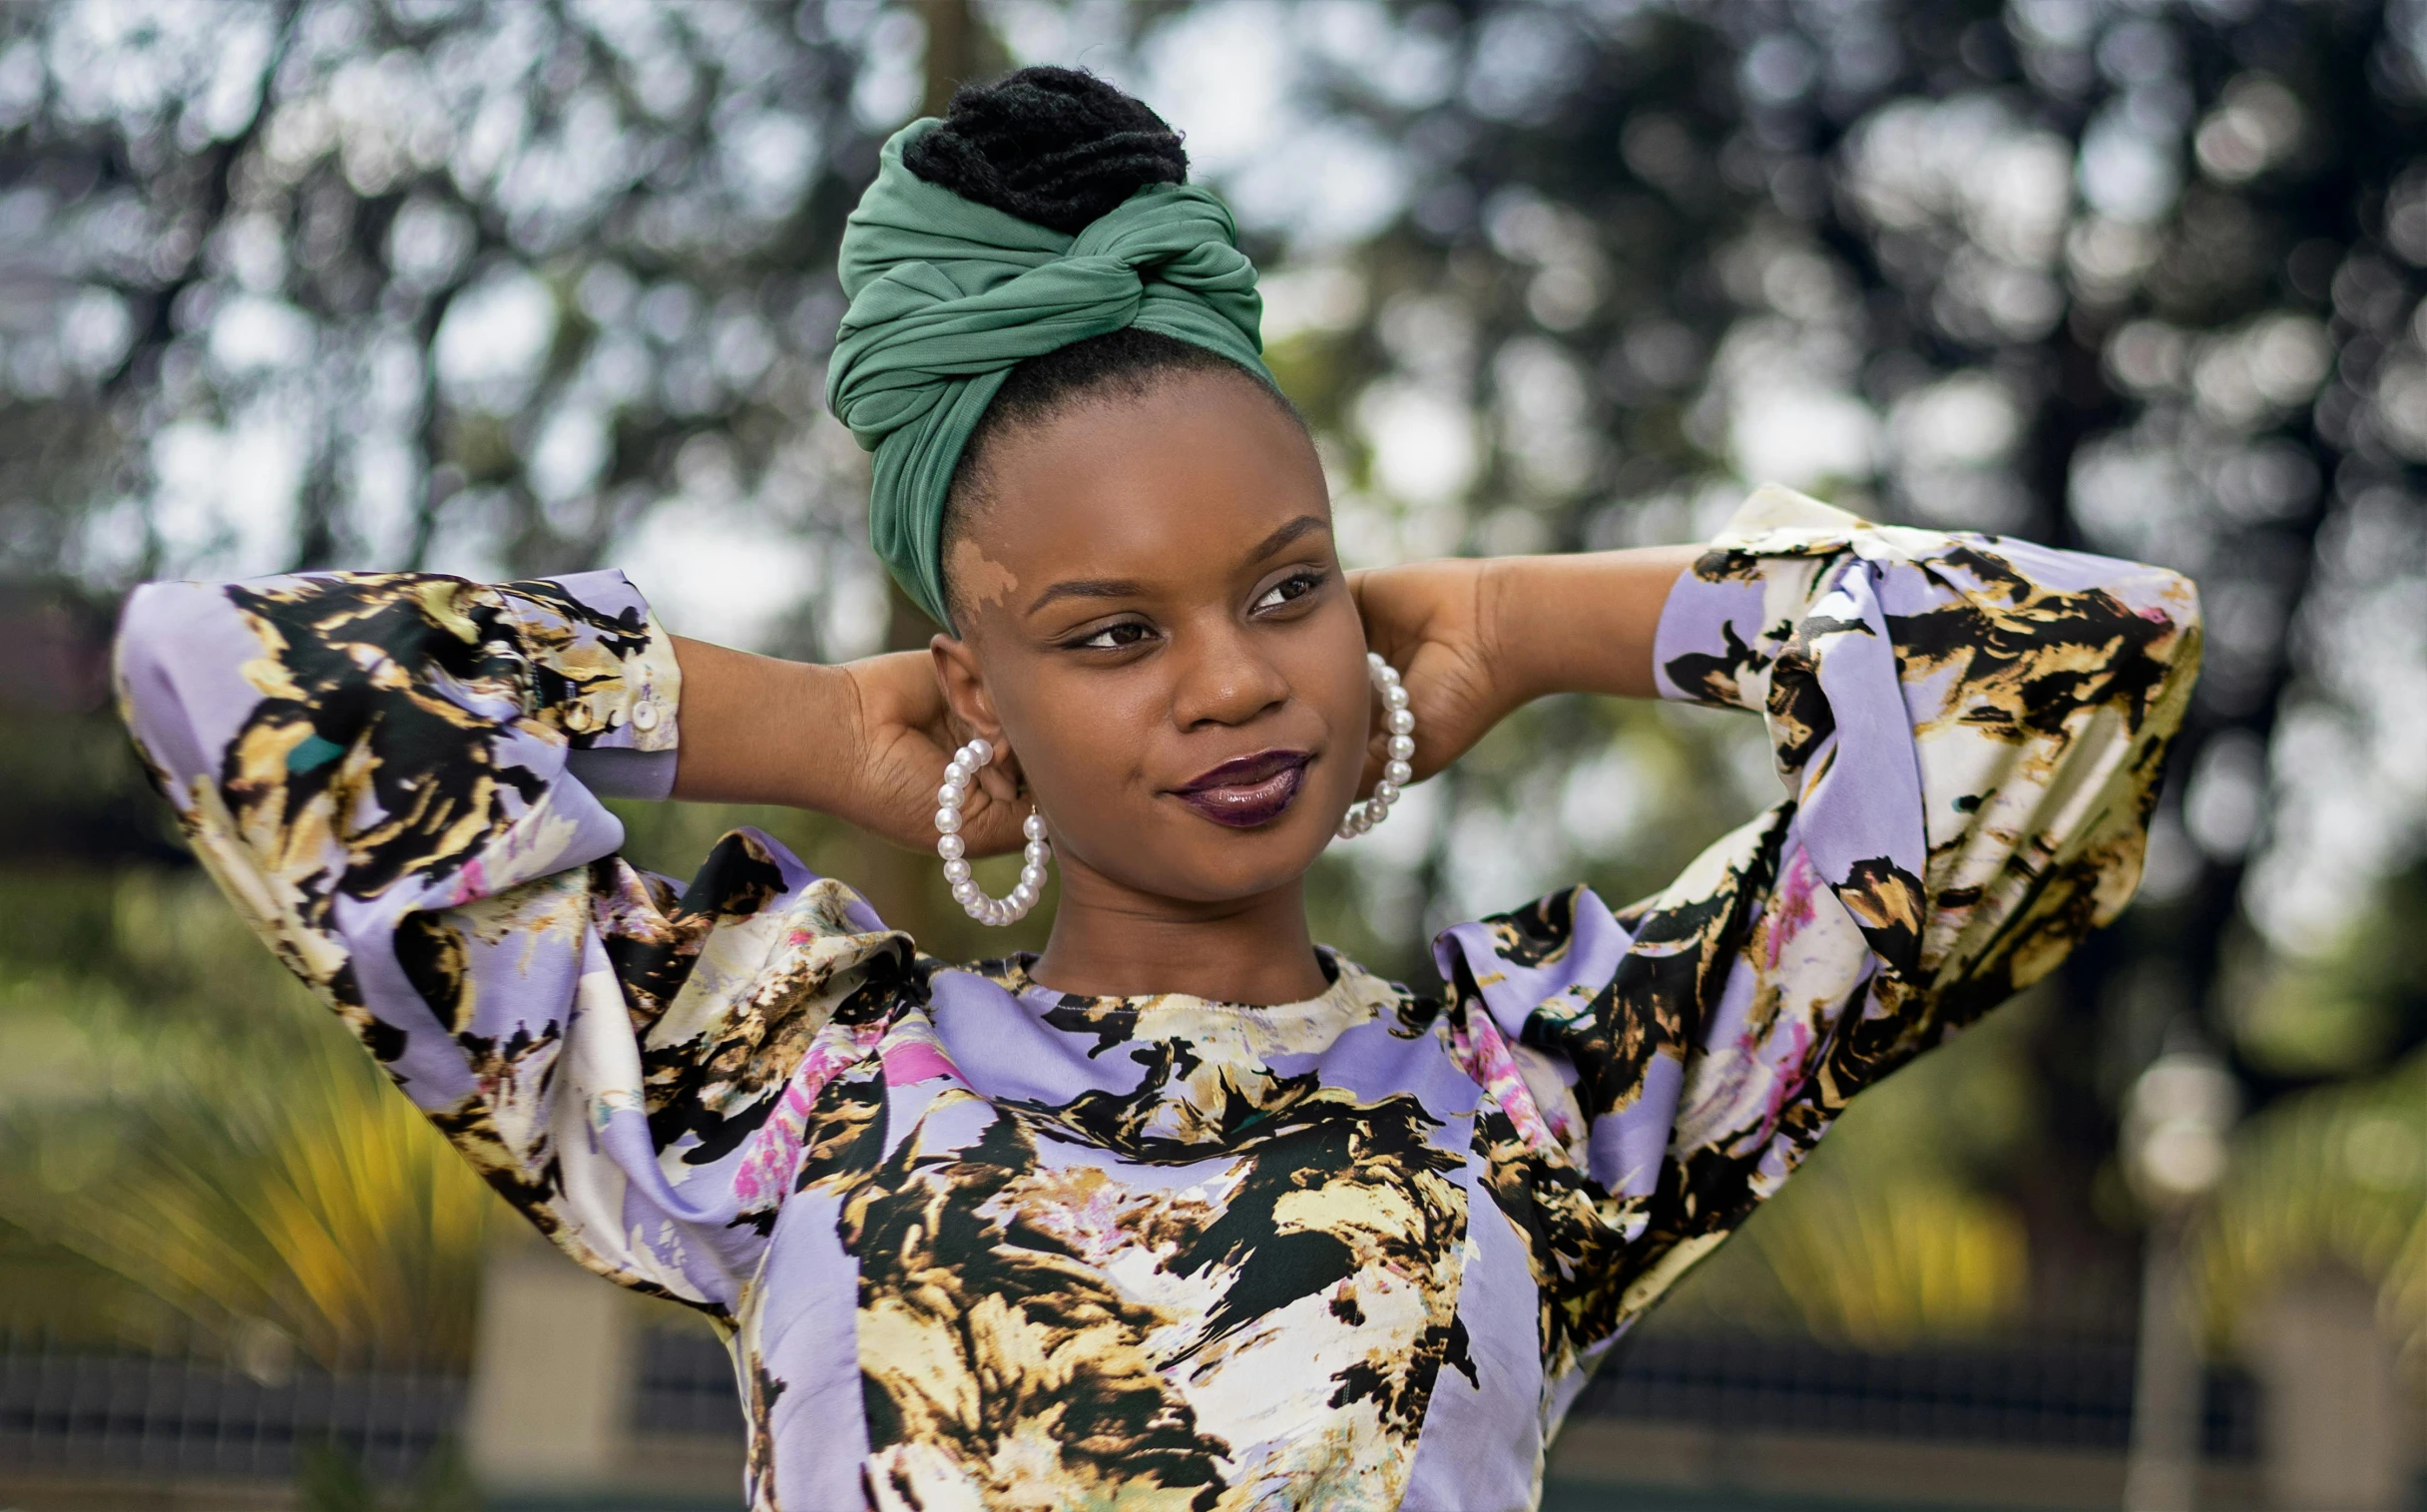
[1171,619,1290,731]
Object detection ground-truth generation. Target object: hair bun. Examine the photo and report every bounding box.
[904,66,1189,236]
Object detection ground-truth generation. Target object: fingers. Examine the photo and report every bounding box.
[955,785,1030,857]
[930,737,1023,856]
[978,748,1022,805]
[962,747,1027,854]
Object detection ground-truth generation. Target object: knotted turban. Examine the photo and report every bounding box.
[825,118,1273,630]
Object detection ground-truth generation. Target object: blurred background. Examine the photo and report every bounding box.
[0,0,2420,1508]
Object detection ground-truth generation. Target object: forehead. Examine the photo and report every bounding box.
[962,371,1328,594]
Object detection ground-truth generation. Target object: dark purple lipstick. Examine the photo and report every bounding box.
[1171,749,1312,828]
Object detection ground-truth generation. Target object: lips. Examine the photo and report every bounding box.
[1171,749,1312,829]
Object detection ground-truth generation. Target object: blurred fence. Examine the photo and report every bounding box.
[1578,1330,2258,1460]
[0,1328,463,1482]
[634,1326,746,1441]
[0,1323,2258,1489]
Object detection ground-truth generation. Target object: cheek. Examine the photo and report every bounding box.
[1285,596,1377,750]
[993,669,1158,824]
[1308,657,1375,803]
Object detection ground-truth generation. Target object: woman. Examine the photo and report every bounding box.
[116,68,2196,1512]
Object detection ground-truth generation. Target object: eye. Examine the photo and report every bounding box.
[1071,621,1156,651]
[1253,570,1323,614]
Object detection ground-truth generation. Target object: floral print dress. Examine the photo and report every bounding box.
[114,488,2197,1512]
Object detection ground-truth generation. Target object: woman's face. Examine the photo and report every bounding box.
[931,368,1369,905]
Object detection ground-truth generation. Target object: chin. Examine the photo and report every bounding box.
[1068,782,1354,903]
[1165,815,1340,900]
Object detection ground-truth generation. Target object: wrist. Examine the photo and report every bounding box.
[668,638,857,811]
[1474,555,1556,713]
[1486,547,1700,702]
[784,659,878,815]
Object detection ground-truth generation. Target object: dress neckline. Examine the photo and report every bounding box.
[977,948,1380,1021]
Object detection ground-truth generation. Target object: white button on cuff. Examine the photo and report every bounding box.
[631,702,661,733]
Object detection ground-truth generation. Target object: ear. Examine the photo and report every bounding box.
[929,632,1023,800]
[929,630,989,727]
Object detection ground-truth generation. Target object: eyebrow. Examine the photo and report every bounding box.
[1025,577,1148,616]
[1022,515,1333,618]
[1247,514,1331,563]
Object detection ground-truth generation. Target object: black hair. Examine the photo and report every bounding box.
[904,65,1188,234]
[904,67,1304,628]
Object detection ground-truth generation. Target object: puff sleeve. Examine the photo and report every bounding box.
[114,571,912,1322]
[1434,486,2200,1375]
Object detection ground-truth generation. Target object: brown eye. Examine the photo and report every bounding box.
[1254,572,1321,613]
[1075,621,1154,650]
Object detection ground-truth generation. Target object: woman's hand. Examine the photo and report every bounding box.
[668,638,1026,856]
[838,651,1030,855]
[1346,546,1701,797]
[1346,558,1523,794]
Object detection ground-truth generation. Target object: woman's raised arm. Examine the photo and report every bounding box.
[1426,486,2199,1376]
[113,569,925,1323]
[1480,544,1706,701]
[1349,543,1700,787]
[669,638,1026,854]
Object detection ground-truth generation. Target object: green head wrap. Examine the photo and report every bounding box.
[825,117,1273,630]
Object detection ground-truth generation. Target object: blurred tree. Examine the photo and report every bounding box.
[0,1,1081,1356]
[0,0,929,1356]
[2188,858,2427,1385]
[0,0,909,653]
[1180,0,2427,1335]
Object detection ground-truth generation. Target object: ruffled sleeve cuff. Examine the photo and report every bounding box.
[525,569,684,800]
[1650,485,1867,712]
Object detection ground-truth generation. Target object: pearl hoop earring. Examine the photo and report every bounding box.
[1337,653,1415,839]
[934,738,1051,926]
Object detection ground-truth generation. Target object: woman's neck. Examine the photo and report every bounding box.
[1028,867,1329,1005]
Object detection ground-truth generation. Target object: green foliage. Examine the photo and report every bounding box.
[2191,1047,2427,1381]
[294,1443,376,1512]
[296,1438,478,1512]
[2228,858,2427,1078]
[2192,863,2427,1380]
[0,870,492,1365]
